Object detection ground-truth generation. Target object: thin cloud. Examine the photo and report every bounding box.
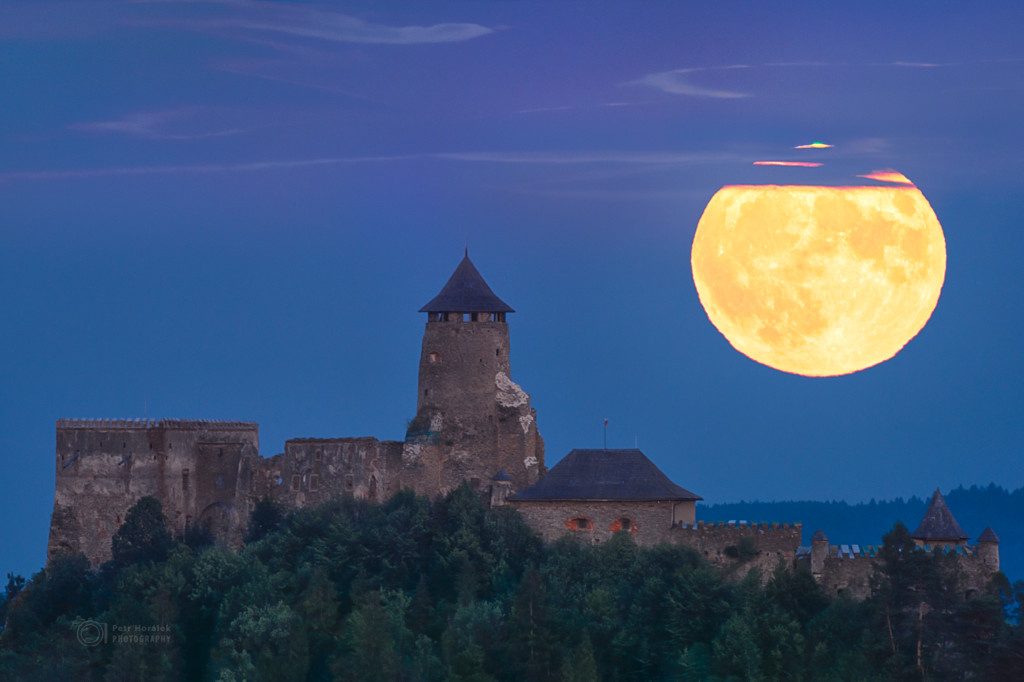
[430,151,731,164]
[139,3,494,46]
[629,59,992,99]
[238,12,493,45]
[627,65,753,99]
[0,155,414,183]
[67,109,258,140]
[518,106,574,114]
[0,149,736,183]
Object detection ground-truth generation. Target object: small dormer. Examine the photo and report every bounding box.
[419,250,514,323]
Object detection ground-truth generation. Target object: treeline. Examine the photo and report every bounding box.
[701,483,1024,582]
[1,486,1023,681]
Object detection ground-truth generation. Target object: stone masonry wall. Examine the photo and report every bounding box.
[274,437,404,509]
[510,500,681,546]
[404,319,544,497]
[50,420,260,564]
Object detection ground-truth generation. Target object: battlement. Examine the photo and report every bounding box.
[676,520,801,532]
[57,418,257,431]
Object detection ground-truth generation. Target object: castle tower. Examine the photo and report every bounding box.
[977,526,1000,572]
[401,251,544,497]
[912,488,970,548]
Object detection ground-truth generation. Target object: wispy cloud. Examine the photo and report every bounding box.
[0,155,415,183]
[629,60,995,99]
[67,109,258,140]
[0,149,734,183]
[237,10,493,45]
[626,65,753,99]
[137,2,494,46]
[431,151,731,164]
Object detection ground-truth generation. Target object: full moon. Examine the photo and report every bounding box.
[691,183,946,376]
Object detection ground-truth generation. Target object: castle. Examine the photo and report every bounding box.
[48,253,1000,599]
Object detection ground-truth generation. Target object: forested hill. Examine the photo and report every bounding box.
[701,484,1024,581]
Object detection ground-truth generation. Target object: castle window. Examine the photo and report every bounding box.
[182,469,189,490]
[345,474,354,491]
[470,313,479,322]
[218,448,223,458]
[291,475,300,492]
[427,352,441,364]
[310,475,319,492]
[567,517,591,531]
[315,450,322,462]
[619,518,632,531]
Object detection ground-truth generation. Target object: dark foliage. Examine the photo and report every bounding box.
[2,492,1022,681]
[110,496,174,568]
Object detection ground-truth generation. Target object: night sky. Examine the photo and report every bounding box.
[3,1,1023,578]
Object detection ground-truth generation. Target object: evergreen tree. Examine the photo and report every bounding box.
[111,496,174,568]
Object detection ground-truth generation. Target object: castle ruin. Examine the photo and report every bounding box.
[48,253,1000,598]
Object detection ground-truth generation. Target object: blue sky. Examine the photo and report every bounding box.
[3,1,1024,578]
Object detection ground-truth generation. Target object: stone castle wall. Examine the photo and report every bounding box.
[274,437,404,508]
[50,420,261,564]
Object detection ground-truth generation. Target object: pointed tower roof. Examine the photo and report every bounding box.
[978,527,1000,543]
[912,489,970,542]
[419,252,514,313]
[510,449,701,501]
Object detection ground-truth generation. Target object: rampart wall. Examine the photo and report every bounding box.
[51,420,261,564]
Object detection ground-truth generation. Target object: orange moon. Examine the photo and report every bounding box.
[691,184,946,376]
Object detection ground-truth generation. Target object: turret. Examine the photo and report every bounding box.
[977,526,1000,572]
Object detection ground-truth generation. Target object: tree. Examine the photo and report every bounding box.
[244,496,284,544]
[0,573,26,629]
[111,496,174,568]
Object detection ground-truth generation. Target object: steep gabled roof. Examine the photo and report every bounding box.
[912,489,970,542]
[510,449,701,501]
[419,254,514,313]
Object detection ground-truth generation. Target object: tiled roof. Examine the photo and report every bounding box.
[419,254,514,313]
[510,449,701,501]
[912,489,970,541]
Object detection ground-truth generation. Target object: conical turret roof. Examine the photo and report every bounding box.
[978,527,1000,543]
[912,489,969,542]
[419,252,514,313]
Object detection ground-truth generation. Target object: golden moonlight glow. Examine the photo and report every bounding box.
[691,184,946,376]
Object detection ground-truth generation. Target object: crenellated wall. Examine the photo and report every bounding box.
[50,419,261,564]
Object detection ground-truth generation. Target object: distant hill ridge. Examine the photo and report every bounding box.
[700,483,1024,583]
